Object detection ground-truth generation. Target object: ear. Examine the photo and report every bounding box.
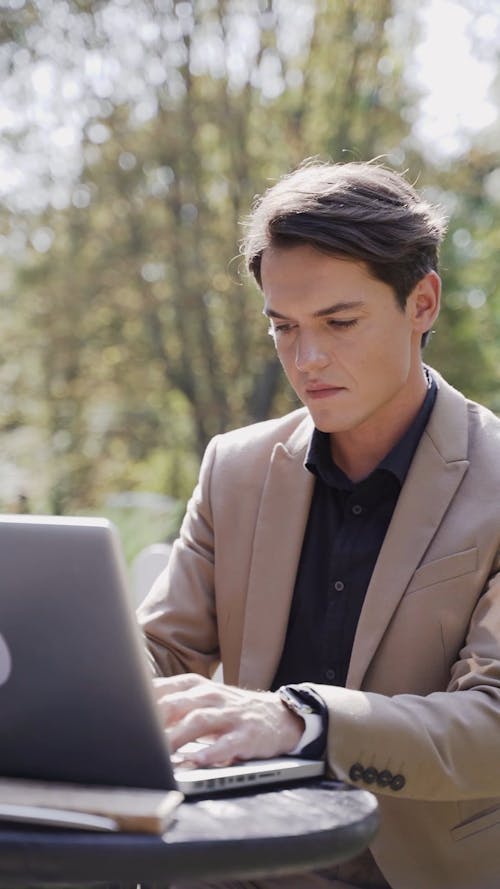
[408,271,441,335]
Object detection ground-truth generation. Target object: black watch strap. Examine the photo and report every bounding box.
[279,684,329,759]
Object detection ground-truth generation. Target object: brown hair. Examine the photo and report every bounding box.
[242,160,447,310]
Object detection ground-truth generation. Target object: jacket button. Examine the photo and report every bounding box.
[390,773,406,791]
[349,763,364,782]
[362,767,378,784]
[377,770,393,787]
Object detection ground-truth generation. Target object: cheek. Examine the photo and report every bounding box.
[343,332,409,389]
[275,341,297,369]
[359,318,410,364]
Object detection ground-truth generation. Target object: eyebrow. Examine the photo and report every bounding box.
[264,301,364,320]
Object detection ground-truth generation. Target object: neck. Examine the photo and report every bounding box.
[330,366,429,483]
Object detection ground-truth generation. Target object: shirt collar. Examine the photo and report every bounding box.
[305,367,437,489]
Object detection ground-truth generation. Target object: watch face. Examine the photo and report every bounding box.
[280,688,313,715]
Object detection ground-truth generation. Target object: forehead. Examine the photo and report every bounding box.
[261,243,372,282]
[261,244,383,310]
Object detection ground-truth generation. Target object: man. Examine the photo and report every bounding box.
[138,161,500,889]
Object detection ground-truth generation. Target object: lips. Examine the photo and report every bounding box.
[305,384,344,399]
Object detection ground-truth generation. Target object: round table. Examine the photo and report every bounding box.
[0,781,379,887]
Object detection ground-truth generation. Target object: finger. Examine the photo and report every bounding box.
[152,673,207,698]
[166,707,237,753]
[184,705,302,763]
[187,729,252,767]
[156,684,235,729]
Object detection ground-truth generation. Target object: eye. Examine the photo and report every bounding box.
[327,318,358,329]
[269,322,296,336]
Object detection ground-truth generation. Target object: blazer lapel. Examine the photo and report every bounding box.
[346,376,470,690]
[238,417,314,689]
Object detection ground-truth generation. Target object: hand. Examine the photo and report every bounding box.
[152,673,304,766]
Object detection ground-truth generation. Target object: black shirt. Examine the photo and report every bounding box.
[272,372,437,691]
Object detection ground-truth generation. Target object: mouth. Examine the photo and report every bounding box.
[305,384,345,400]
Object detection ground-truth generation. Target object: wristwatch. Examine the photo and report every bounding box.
[279,685,316,717]
[278,684,328,758]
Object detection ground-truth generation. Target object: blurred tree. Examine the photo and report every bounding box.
[0,0,499,517]
[424,147,500,408]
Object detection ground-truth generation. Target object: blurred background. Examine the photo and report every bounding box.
[1,0,499,562]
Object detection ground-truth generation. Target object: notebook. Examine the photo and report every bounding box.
[0,515,324,799]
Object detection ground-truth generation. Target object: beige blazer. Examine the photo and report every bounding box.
[138,370,500,889]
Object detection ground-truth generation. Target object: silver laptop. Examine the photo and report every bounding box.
[0,515,324,797]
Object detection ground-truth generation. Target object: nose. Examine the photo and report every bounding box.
[295,331,330,372]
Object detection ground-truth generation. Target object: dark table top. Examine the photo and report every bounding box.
[0,780,379,887]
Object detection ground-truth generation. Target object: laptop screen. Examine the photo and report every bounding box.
[0,514,324,796]
[0,515,175,790]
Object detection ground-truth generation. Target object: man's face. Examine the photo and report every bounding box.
[261,244,435,438]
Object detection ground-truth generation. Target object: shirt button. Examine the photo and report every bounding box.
[325,668,336,681]
[351,504,363,515]
[334,580,344,592]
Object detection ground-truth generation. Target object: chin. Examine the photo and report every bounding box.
[308,409,359,434]
[309,416,343,434]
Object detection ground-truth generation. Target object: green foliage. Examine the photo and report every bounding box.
[1,0,499,517]
[79,501,184,565]
[424,149,500,407]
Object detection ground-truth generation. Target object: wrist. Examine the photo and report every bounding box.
[278,684,328,759]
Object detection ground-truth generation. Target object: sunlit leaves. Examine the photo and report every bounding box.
[2,0,500,518]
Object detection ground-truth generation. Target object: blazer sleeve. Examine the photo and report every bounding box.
[311,563,500,802]
[137,435,220,678]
